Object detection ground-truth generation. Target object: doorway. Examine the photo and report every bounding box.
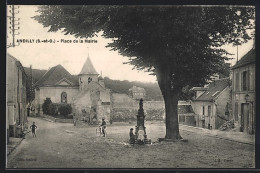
[241,103,249,133]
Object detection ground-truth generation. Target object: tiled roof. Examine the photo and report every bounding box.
[195,78,230,101]
[191,87,208,91]
[129,86,145,92]
[232,48,255,69]
[79,56,98,75]
[7,53,27,78]
[34,65,78,87]
[24,67,47,83]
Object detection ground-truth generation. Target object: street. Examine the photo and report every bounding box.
[7,117,255,168]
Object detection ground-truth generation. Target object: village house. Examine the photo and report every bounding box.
[32,55,111,123]
[191,77,232,129]
[7,54,28,140]
[231,48,255,134]
[129,85,146,100]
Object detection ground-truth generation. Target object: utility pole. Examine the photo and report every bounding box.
[7,5,20,48]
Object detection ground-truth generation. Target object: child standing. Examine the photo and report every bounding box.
[30,122,37,138]
[100,118,106,137]
[129,128,135,144]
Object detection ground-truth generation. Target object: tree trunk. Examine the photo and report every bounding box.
[155,66,182,140]
[163,89,182,140]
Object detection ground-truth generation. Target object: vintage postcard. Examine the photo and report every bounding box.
[6,4,255,169]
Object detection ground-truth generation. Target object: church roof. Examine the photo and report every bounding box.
[34,64,78,87]
[79,56,99,75]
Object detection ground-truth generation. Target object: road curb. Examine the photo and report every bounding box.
[42,117,55,123]
[180,127,254,145]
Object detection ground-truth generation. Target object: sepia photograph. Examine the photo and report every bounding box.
[6,4,255,169]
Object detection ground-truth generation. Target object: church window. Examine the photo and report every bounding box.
[61,92,67,103]
[88,77,92,83]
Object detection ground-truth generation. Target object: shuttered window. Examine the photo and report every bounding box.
[235,73,239,91]
[234,102,238,121]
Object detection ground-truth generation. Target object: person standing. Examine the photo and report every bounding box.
[30,122,37,138]
[129,128,135,144]
[100,118,106,137]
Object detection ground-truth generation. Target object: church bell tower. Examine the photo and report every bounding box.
[78,54,99,92]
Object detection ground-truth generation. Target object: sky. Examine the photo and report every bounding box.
[7,5,254,83]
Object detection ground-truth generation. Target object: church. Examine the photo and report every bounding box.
[33,55,111,123]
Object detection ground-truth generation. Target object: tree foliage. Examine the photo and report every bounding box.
[42,98,52,115]
[34,6,254,85]
[104,77,163,100]
[34,5,254,139]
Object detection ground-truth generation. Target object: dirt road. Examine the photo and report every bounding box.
[7,117,255,168]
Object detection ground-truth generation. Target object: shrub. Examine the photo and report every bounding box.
[50,103,59,116]
[58,104,72,116]
[66,113,74,119]
[42,98,52,115]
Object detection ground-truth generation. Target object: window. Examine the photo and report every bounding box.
[61,92,67,103]
[202,106,205,115]
[234,102,238,121]
[250,70,255,91]
[235,73,239,91]
[88,77,92,84]
[242,71,248,91]
[208,106,211,117]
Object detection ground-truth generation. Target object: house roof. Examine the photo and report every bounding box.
[195,78,230,101]
[24,67,47,83]
[7,53,28,78]
[129,85,145,93]
[34,64,78,87]
[190,87,208,91]
[79,56,99,75]
[232,48,255,70]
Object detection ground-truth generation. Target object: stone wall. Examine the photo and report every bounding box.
[111,93,195,123]
[7,55,28,137]
[179,113,196,126]
[111,108,137,122]
[42,114,74,123]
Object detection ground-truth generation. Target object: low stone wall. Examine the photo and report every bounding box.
[42,114,56,121]
[111,109,137,122]
[145,109,165,120]
[112,102,193,122]
[111,108,166,122]
[55,118,74,123]
[42,114,73,123]
[179,113,196,126]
